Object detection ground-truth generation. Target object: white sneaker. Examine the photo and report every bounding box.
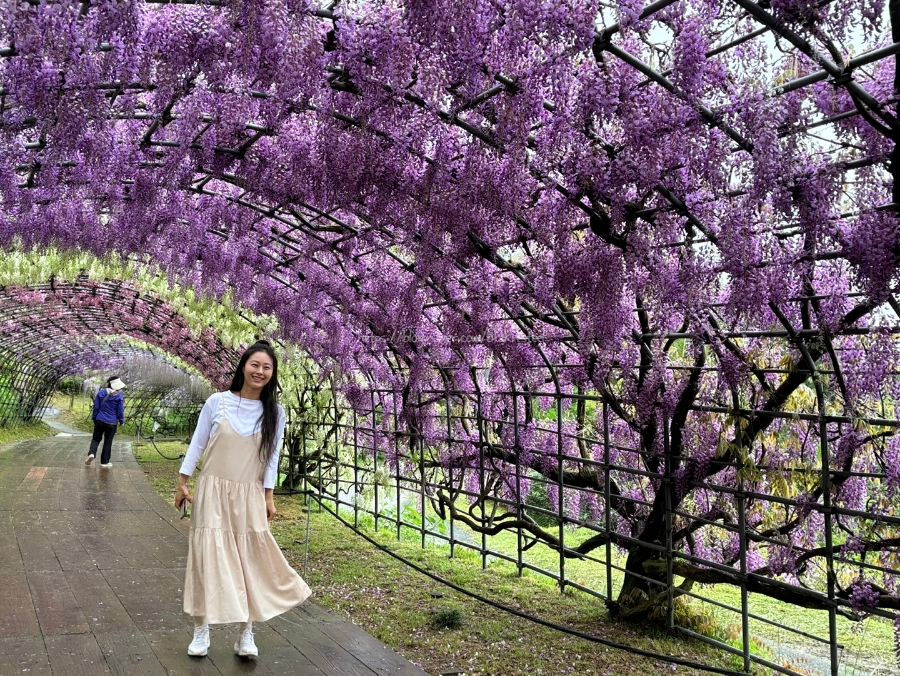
[100,462,112,468]
[188,624,210,657]
[234,628,258,657]
[85,455,94,465]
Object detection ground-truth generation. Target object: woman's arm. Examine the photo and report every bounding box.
[262,406,286,490]
[178,394,218,478]
[91,391,102,420]
[117,396,125,425]
[174,394,218,508]
[263,407,285,521]
[175,474,192,510]
[265,488,275,521]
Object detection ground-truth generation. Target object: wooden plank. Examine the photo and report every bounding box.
[122,492,153,511]
[18,531,62,572]
[100,569,155,629]
[65,511,117,534]
[0,571,41,638]
[0,437,426,676]
[307,620,428,675]
[125,470,160,494]
[39,509,73,535]
[290,603,343,624]
[34,488,61,511]
[101,569,186,632]
[13,490,38,511]
[65,569,136,633]
[138,535,187,569]
[19,466,48,491]
[79,491,122,513]
[52,534,98,571]
[94,631,168,676]
[144,628,224,676]
[206,629,281,676]
[0,635,53,676]
[78,534,130,569]
[248,624,326,676]
[144,502,191,537]
[45,633,111,676]
[137,569,188,618]
[112,535,165,569]
[114,511,179,537]
[0,531,25,571]
[27,570,90,635]
[270,614,378,676]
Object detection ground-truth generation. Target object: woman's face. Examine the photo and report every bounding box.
[243,351,274,392]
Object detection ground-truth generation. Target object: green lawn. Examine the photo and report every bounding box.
[419,505,894,671]
[0,419,55,446]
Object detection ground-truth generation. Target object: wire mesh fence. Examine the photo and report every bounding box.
[284,372,900,676]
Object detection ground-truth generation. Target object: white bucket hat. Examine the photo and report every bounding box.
[109,378,126,392]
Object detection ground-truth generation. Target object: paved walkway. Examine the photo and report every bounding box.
[37,407,89,437]
[0,436,427,676]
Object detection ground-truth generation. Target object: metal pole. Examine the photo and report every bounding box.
[737,477,751,673]
[353,405,360,530]
[557,394,565,593]
[477,383,486,570]
[373,389,379,533]
[603,402,613,599]
[394,392,401,541]
[316,397,322,514]
[822,415,838,676]
[513,390,523,576]
[663,413,674,629]
[445,384,455,559]
[419,393,426,549]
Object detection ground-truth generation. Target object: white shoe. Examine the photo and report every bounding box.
[100,462,112,468]
[234,629,258,657]
[188,624,210,657]
[85,455,94,465]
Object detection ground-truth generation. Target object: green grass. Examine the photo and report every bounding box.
[49,392,94,433]
[132,444,736,676]
[445,519,894,667]
[278,506,740,676]
[0,419,55,446]
[131,440,194,500]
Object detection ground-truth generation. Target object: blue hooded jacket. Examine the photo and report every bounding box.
[92,388,125,425]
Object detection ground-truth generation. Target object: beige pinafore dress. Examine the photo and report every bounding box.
[183,419,311,624]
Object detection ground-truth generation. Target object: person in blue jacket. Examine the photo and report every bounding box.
[85,377,126,468]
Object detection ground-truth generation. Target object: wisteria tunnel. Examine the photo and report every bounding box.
[1,1,899,675]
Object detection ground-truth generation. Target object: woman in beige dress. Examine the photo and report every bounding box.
[174,341,311,658]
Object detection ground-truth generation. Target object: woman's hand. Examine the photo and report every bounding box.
[265,489,276,521]
[174,474,192,510]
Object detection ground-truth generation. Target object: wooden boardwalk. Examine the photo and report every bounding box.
[0,436,427,676]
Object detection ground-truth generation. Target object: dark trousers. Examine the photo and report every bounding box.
[89,421,117,464]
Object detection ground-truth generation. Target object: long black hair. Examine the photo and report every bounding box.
[228,341,280,465]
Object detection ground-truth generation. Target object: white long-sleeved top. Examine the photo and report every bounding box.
[179,391,285,489]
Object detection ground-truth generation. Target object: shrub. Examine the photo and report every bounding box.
[430,605,465,630]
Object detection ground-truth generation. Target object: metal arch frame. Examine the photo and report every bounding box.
[0,276,239,381]
[0,276,243,424]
